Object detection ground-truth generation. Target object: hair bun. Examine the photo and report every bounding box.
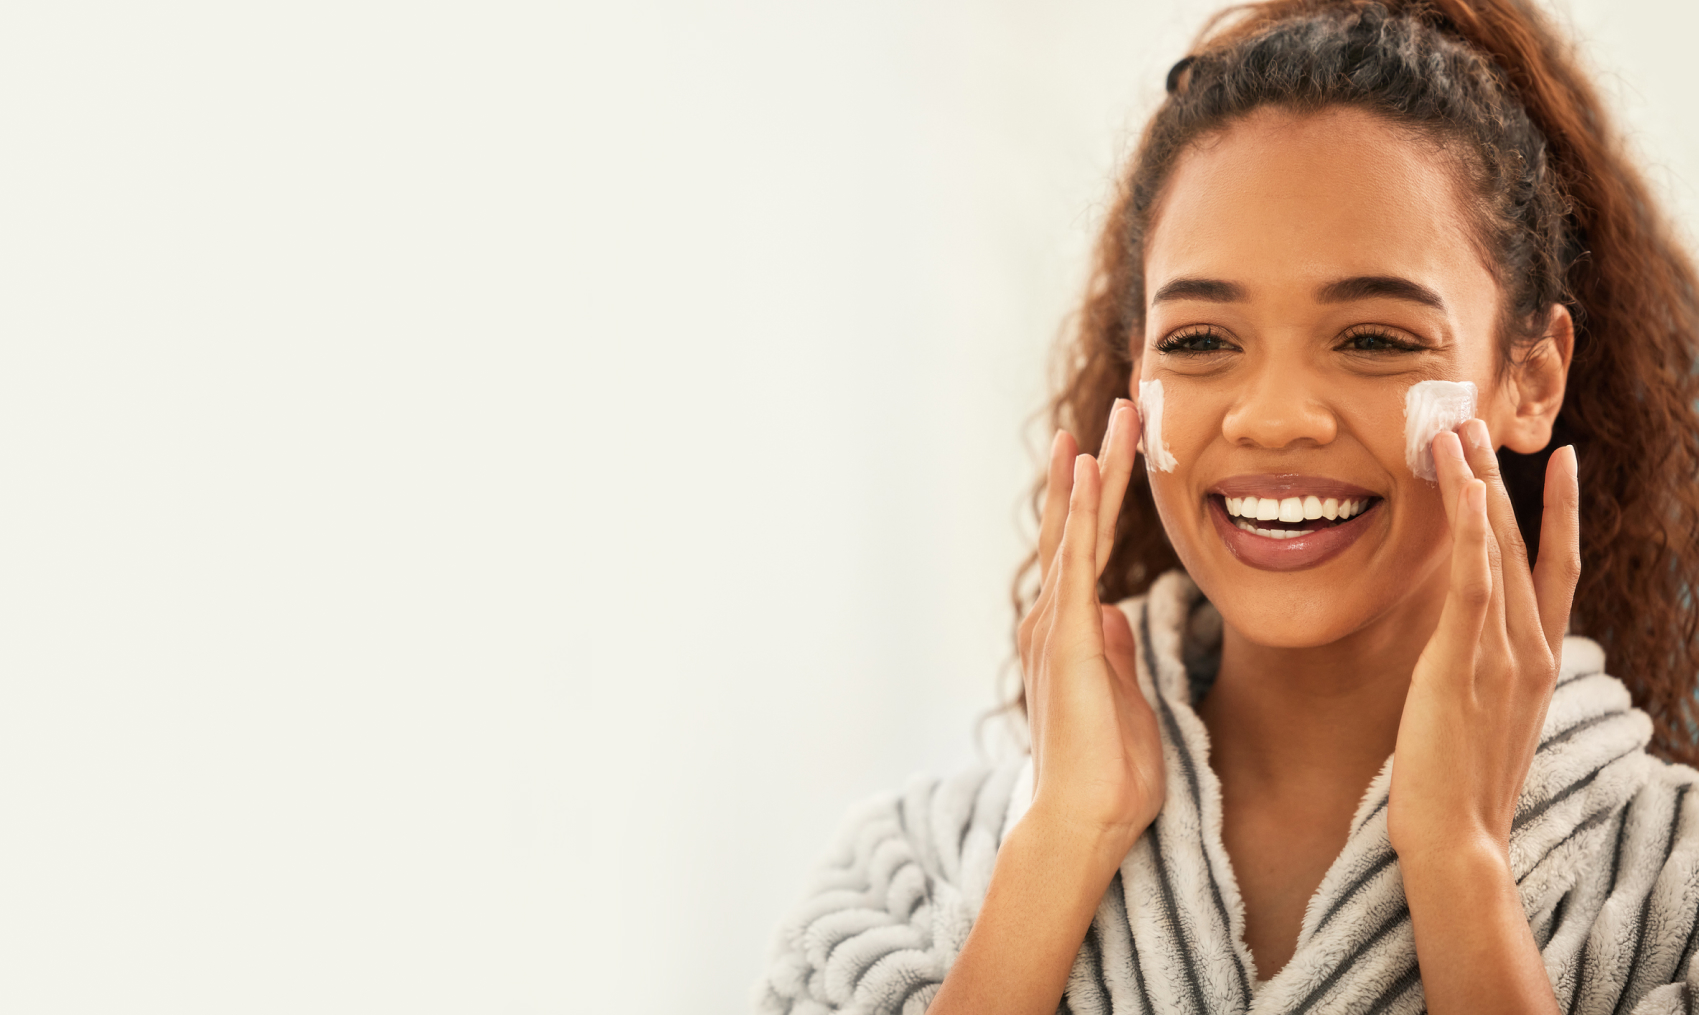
[1165,55,1195,95]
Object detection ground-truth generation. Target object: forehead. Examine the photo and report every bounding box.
[1144,105,1498,314]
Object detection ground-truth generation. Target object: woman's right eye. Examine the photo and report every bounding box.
[1155,327,1237,354]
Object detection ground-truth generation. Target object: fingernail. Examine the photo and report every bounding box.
[1109,401,1133,447]
[1467,419,1492,449]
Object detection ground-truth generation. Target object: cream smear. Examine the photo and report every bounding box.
[1136,380,1178,472]
[1404,380,1478,481]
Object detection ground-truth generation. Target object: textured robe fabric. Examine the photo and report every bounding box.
[756,570,1699,1015]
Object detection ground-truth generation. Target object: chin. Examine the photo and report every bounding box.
[1207,585,1390,648]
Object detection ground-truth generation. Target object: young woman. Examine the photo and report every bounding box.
[758,2,1699,1012]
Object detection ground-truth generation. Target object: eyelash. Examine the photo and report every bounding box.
[1337,327,1426,353]
[1153,326,1427,355]
[1154,327,1235,354]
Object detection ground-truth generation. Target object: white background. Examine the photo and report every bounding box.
[0,1,1692,1012]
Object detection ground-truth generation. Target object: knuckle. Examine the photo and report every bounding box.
[1460,576,1494,606]
[1503,532,1531,568]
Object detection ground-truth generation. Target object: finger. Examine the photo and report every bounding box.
[1095,402,1116,460]
[1038,429,1078,591]
[1431,429,1474,532]
[1531,444,1581,656]
[1056,454,1106,658]
[1095,400,1139,576]
[1428,478,1493,679]
[1458,419,1523,638]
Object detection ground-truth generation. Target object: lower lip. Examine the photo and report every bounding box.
[1208,497,1378,572]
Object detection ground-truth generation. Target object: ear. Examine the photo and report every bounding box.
[1499,303,1574,455]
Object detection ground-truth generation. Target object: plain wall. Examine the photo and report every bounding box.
[0,1,1693,1012]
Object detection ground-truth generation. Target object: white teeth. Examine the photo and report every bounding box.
[1232,517,1312,539]
[1220,494,1374,521]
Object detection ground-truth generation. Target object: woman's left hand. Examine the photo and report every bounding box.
[1387,419,1581,858]
[1387,418,1580,1015]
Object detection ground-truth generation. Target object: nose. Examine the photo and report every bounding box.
[1221,365,1339,450]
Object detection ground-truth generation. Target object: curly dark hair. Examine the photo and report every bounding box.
[1011,0,1699,764]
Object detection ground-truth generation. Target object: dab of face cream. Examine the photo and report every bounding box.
[1404,380,1478,481]
[1136,380,1178,472]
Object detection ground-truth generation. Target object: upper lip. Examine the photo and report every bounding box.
[1207,474,1379,500]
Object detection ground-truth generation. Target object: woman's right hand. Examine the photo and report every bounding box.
[1017,399,1167,866]
[928,400,1169,1015]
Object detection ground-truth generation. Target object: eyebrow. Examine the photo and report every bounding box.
[1316,275,1446,310]
[1148,274,1447,311]
[1149,277,1247,304]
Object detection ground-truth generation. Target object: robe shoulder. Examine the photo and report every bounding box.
[753,760,1023,1015]
[1542,749,1699,1014]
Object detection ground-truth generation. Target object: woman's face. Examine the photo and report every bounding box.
[1139,105,1533,648]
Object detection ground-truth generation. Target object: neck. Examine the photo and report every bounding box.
[1197,579,1446,799]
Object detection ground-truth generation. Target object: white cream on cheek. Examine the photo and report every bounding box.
[1404,380,1478,481]
[1136,379,1178,472]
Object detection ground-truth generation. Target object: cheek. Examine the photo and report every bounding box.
[1341,393,1457,560]
[1137,378,1219,471]
[1138,383,1227,549]
[1135,380,1179,472]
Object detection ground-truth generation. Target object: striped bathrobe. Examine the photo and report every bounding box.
[756,571,1699,1014]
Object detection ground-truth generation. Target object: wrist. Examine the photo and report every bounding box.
[1398,832,1522,929]
[983,814,1126,940]
[1397,833,1553,1014]
[1395,827,1511,883]
[1015,798,1147,881]
[935,804,1137,1015]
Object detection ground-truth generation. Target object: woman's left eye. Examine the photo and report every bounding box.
[1339,329,1423,353]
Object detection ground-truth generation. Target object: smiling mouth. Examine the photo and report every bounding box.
[1214,494,1381,539]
